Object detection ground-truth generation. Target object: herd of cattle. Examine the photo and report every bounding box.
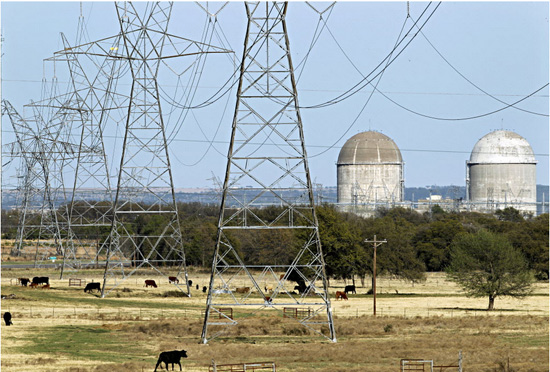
[15,275,358,300]
[6,277,360,370]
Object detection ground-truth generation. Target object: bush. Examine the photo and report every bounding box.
[383,324,393,333]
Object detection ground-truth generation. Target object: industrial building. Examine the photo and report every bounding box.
[337,131,404,216]
[467,130,537,215]
[336,129,541,217]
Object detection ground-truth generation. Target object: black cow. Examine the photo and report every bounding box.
[195,284,199,290]
[84,282,101,293]
[187,279,193,287]
[344,285,356,294]
[3,312,13,326]
[202,286,207,293]
[32,277,49,285]
[19,278,30,286]
[154,349,188,371]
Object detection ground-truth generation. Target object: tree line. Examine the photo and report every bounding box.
[2,203,548,282]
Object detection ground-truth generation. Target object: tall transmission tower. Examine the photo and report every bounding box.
[50,14,127,275]
[95,2,230,297]
[201,2,336,343]
[2,99,67,266]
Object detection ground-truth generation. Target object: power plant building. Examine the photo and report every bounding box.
[467,130,537,215]
[337,131,404,216]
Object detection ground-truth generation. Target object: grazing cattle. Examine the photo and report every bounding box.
[195,284,199,290]
[168,276,179,284]
[41,284,50,289]
[145,280,158,288]
[84,282,101,293]
[344,285,356,294]
[3,312,13,326]
[264,286,273,293]
[187,279,193,287]
[335,291,348,300]
[29,283,38,289]
[154,349,188,372]
[19,278,30,287]
[32,277,49,285]
[235,287,250,294]
[202,286,207,293]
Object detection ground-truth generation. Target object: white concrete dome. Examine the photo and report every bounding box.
[467,130,537,215]
[337,131,403,165]
[469,130,536,164]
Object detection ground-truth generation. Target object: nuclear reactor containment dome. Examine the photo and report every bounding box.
[467,130,537,214]
[337,131,404,213]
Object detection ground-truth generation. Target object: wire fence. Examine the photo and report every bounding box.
[0,303,542,322]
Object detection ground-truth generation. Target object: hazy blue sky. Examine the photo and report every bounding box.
[1,2,548,189]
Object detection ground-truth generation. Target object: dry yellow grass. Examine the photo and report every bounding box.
[1,268,548,372]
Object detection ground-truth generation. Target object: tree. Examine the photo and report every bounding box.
[447,229,534,310]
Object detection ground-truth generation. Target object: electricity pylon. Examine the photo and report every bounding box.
[49,13,127,276]
[2,99,67,267]
[91,2,230,297]
[201,2,336,343]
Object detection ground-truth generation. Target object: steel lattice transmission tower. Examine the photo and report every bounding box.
[100,2,230,297]
[2,99,68,267]
[50,19,126,275]
[201,2,336,343]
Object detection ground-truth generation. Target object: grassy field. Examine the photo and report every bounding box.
[1,268,548,372]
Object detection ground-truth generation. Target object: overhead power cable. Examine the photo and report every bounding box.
[409,14,548,117]
[298,2,440,109]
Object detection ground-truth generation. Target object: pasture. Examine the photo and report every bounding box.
[1,268,548,372]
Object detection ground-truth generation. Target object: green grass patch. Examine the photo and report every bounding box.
[499,334,549,348]
[18,325,151,363]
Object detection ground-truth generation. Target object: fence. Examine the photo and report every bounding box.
[210,361,276,372]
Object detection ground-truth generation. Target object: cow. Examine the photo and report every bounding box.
[41,284,50,289]
[264,286,273,293]
[187,280,193,287]
[344,285,356,294]
[32,277,49,285]
[145,280,158,288]
[294,280,310,294]
[168,276,179,284]
[154,349,188,372]
[84,282,101,293]
[202,286,207,293]
[195,284,199,290]
[3,312,13,326]
[29,283,38,289]
[335,291,348,300]
[19,278,30,287]
[235,287,250,294]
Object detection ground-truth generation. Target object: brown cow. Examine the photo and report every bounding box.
[235,287,250,294]
[145,280,158,288]
[41,284,50,289]
[335,291,348,300]
[29,283,38,289]
[168,276,179,284]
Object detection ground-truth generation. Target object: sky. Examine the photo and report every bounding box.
[1,1,548,190]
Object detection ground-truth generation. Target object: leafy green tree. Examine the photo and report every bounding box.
[413,217,465,271]
[316,205,364,285]
[365,213,426,282]
[447,229,534,310]
[495,207,524,222]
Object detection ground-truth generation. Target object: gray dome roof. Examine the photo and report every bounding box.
[469,130,536,164]
[337,131,403,164]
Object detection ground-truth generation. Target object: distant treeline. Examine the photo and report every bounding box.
[2,203,548,282]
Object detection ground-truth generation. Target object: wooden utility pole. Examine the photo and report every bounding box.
[364,235,387,316]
